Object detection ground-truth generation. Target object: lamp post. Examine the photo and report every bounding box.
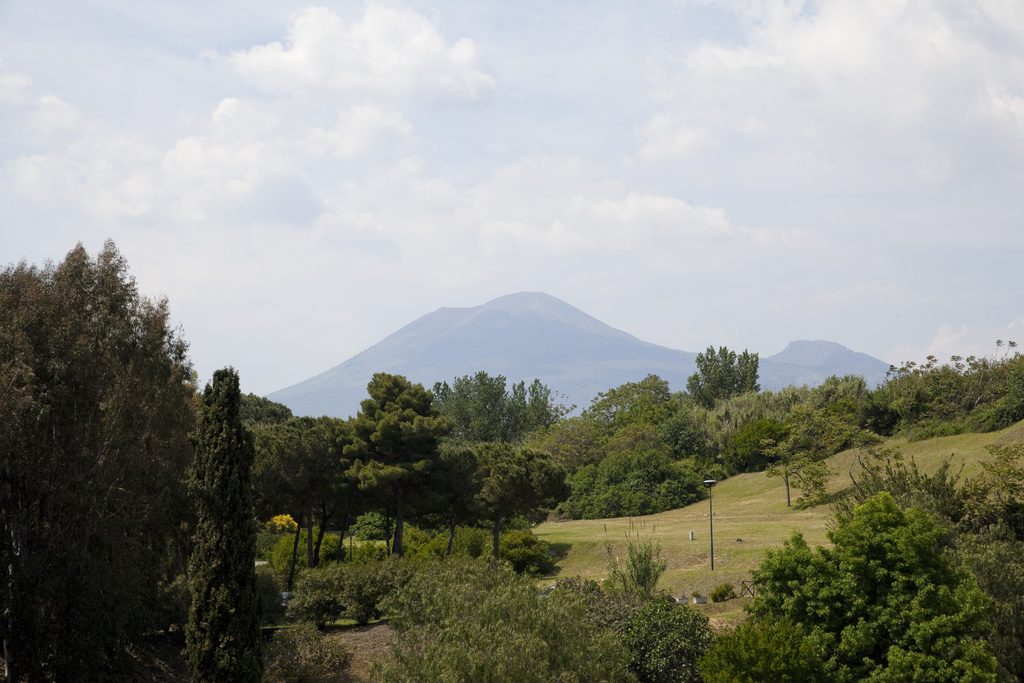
[704,479,717,570]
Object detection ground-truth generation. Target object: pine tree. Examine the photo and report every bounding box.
[186,368,263,683]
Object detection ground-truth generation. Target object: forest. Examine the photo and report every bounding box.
[3,242,1024,682]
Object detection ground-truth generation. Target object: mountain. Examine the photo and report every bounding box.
[762,340,891,389]
[267,292,891,418]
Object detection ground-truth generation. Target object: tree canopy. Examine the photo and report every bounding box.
[345,373,451,557]
[686,346,760,409]
[0,241,196,680]
[432,371,569,444]
[751,492,997,682]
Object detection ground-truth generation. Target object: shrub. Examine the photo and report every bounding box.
[268,530,341,575]
[606,534,668,599]
[621,599,714,683]
[263,623,352,683]
[710,583,735,603]
[266,514,299,533]
[699,619,824,683]
[499,529,554,575]
[375,558,633,682]
[724,419,787,473]
[289,565,346,627]
[289,558,412,626]
[351,542,387,564]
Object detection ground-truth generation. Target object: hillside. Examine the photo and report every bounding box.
[534,421,1024,625]
[268,292,891,418]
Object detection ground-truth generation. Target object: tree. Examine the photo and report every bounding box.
[432,372,570,444]
[345,373,451,557]
[698,619,825,683]
[582,374,675,430]
[0,242,196,681]
[621,599,714,683]
[765,405,865,507]
[475,443,568,561]
[187,368,263,683]
[686,346,759,409]
[239,393,293,425]
[725,418,787,473]
[750,492,997,682]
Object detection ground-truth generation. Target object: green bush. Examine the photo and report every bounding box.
[268,530,341,575]
[699,618,824,683]
[263,623,352,683]
[710,583,735,603]
[724,419,787,473]
[351,542,387,564]
[350,512,389,541]
[289,558,412,626]
[289,565,346,627]
[621,598,714,683]
[605,535,667,599]
[375,558,633,682]
[562,448,706,520]
[499,529,554,575]
[258,531,287,561]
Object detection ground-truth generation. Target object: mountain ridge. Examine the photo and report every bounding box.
[268,292,890,418]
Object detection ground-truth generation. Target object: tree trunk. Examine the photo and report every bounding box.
[337,497,351,562]
[446,515,457,557]
[784,474,791,508]
[305,503,315,569]
[393,491,405,557]
[312,501,332,569]
[492,516,502,564]
[287,513,303,592]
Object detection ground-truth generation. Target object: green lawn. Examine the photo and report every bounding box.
[535,421,1024,606]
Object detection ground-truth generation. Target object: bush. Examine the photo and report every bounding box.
[412,526,490,560]
[289,565,347,627]
[258,531,286,561]
[724,419,787,473]
[699,619,824,683]
[266,514,299,533]
[375,558,633,682]
[499,529,554,575]
[710,583,736,603]
[351,542,387,564]
[263,623,352,683]
[562,448,706,520]
[621,599,714,683]
[268,530,342,575]
[605,534,668,599]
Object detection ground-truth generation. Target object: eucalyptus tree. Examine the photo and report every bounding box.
[0,242,196,680]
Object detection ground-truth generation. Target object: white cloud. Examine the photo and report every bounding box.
[30,95,82,135]
[226,4,496,102]
[0,58,32,104]
[304,104,413,159]
[637,114,717,161]
[642,0,1024,183]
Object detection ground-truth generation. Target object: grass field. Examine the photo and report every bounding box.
[534,420,1024,626]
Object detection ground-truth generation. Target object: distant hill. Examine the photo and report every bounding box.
[761,340,891,390]
[267,292,891,418]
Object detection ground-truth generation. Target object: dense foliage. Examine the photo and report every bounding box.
[374,559,635,683]
[698,619,825,683]
[0,242,196,680]
[752,492,997,682]
[187,368,263,683]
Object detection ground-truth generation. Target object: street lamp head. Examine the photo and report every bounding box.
[703,479,717,488]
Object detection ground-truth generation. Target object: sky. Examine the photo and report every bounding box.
[2,0,1024,396]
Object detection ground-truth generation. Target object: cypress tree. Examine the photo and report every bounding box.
[186,368,263,683]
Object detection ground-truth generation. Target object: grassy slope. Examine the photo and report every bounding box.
[534,421,1024,626]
